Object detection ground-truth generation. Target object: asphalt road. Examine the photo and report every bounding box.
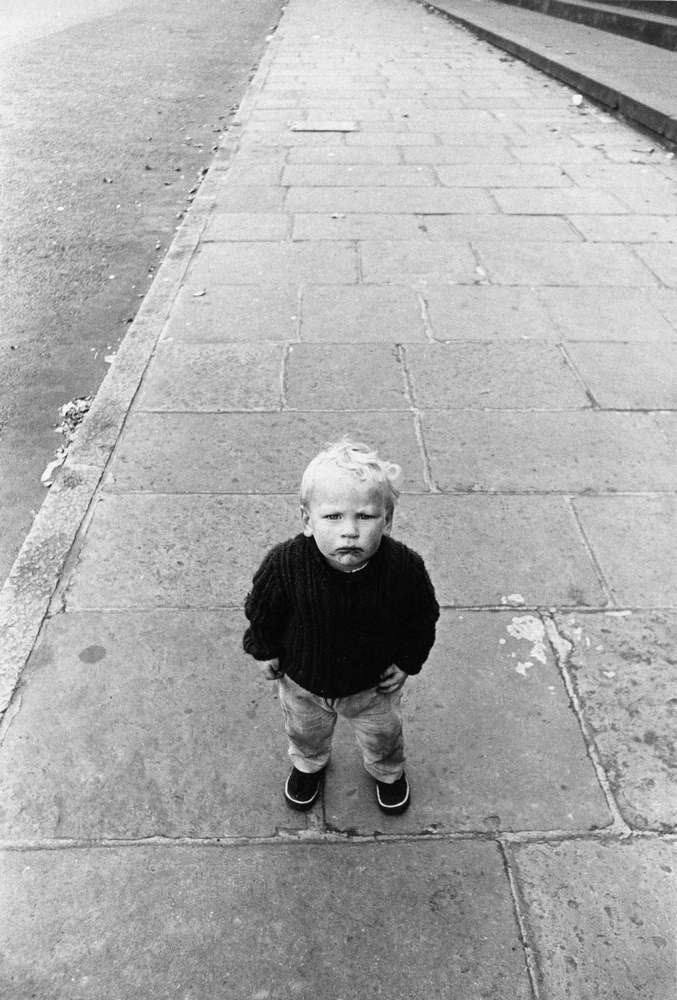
[0,0,284,583]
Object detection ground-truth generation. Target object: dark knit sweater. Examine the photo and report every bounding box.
[243,533,439,698]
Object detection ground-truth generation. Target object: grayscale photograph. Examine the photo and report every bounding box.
[1,0,676,997]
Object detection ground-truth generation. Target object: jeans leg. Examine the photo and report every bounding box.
[341,688,405,782]
[277,676,336,774]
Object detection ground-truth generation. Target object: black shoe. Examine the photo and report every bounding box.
[376,773,410,815]
[284,767,324,811]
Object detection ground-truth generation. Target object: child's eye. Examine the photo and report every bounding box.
[359,513,376,519]
[325,513,341,520]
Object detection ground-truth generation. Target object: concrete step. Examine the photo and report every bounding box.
[595,2,677,13]
[491,0,677,49]
[421,0,677,145]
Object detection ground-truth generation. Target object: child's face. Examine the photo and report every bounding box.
[301,465,392,573]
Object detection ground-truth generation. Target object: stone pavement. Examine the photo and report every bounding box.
[1,0,676,996]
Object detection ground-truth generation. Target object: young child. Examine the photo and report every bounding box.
[243,438,439,815]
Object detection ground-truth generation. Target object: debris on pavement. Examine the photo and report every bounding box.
[40,396,93,487]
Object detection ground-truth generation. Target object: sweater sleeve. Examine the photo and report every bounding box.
[242,545,290,662]
[394,552,440,676]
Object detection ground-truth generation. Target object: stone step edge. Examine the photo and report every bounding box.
[490,0,677,51]
[416,0,677,146]
[595,2,677,14]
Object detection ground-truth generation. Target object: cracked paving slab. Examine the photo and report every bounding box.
[556,610,677,832]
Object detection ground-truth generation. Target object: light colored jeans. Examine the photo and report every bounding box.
[277,675,405,782]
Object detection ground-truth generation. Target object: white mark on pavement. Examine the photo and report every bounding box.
[506,615,548,677]
[501,593,525,606]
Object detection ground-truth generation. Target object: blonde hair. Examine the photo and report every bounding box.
[300,438,402,518]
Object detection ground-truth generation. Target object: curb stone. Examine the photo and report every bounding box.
[0,10,288,722]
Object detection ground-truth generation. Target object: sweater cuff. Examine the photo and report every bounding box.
[243,630,279,662]
[395,657,423,676]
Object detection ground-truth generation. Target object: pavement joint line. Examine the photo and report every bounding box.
[556,343,599,409]
[57,601,677,614]
[95,488,677,498]
[130,407,677,415]
[279,343,291,410]
[0,690,22,749]
[415,292,437,343]
[565,495,615,606]
[542,614,632,836]
[0,8,282,723]
[497,837,543,1000]
[627,243,666,287]
[29,603,677,615]
[397,346,439,493]
[2,826,671,854]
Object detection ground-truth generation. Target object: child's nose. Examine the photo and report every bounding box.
[341,519,359,537]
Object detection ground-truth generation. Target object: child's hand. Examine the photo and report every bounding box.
[377,664,407,693]
[257,658,281,680]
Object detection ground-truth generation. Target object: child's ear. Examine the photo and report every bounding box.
[300,505,313,536]
[384,511,393,536]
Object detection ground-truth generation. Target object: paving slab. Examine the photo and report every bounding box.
[398,109,498,129]
[0,840,532,1000]
[203,184,284,211]
[325,610,609,834]
[563,164,677,193]
[0,611,299,840]
[402,145,519,164]
[360,239,479,285]
[285,343,408,408]
[539,287,677,341]
[394,495,605,608]
[511,839,677,1000]
[346,131,437,148]
[568,215,677,243]
[615,188,677,214]
[299,284,426,341]
[285,186,497,213]
[65,494,300,610]
[292,212,424,240]
[492,188,630,214]
[106,411,426,493]
[510,143,606,164]
[185,241,358,286]
[423,411,677,493]
[241,130,349,148]
[424,285,560,340]
[436,163,571,187]
[161,285,300,343]
[556,610,677,831]
[282,164,436,186]
[573,496,677,606]
[404,342,587,408]
[476,241,659,286]
[202,212,290,242]
[225,161,283,186]
[135,342,285,412]
[343,131,440,146]
[565,342,677,409]
[287,146,401,164]
[421,213,580,241]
